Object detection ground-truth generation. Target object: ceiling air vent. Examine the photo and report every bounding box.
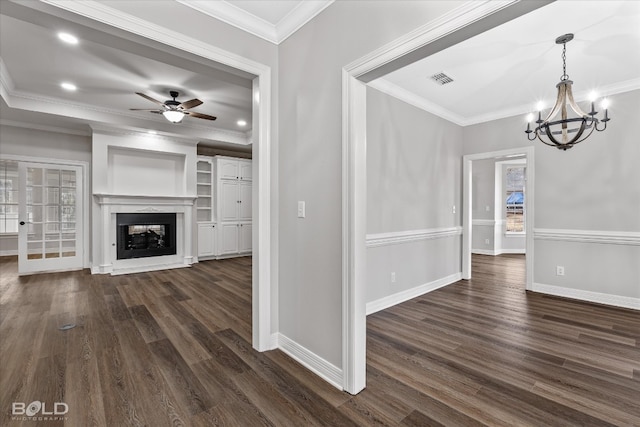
[430,72,454,85]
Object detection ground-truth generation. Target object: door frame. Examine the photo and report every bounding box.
[462,147,535,288]
[341,0,553,394]
[40,0,275,352]
[2,154,90,271]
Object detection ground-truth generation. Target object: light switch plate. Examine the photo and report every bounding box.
[297,201,306,218]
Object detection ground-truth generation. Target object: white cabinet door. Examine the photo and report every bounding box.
[239,223,252,253]
[238,182,252,221]
[220,181,239,221]
[239,160,252,181]
[218,158,239,180]
[197,223,216,257]
[219,223,239,255]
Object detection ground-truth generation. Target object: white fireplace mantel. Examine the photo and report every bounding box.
[92,193,197,275]
[94,193,197,206]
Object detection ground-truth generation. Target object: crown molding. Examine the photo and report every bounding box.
[0,118,91,137]
[371,76,640,128]
[175,0,334,44]
[276,1,334,43]
[368,78,466,126]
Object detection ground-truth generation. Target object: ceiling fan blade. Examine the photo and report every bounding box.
[179,98,203,110]
[187,111,217,121]
[129,108,163,111]
[135,92,165,107]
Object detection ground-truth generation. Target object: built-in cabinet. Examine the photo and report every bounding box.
[196,155,252,260]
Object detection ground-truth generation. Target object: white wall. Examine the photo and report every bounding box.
[91,130,197,268]
[0,124,91,255]
[463,89,640,305]
[278,0,465,368]
[366,86,462,310]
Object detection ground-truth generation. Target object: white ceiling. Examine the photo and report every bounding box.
[0,0,255,148]
[371,0,640,126]
[1,0,638,146]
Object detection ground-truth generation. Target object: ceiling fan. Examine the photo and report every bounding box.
[130,90,217,123]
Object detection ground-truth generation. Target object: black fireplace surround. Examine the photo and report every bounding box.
[117,213,177,260]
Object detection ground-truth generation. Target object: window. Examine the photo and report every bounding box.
[505,166,525,233]
[0,160,19,234]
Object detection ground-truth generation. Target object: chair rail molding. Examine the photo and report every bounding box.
[534,229,640,246]
[366,226,462,248]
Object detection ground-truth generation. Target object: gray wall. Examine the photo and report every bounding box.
[464,89,640,299]
[277,0,465,367]
[472,158,496,252]
[366,86,462,304]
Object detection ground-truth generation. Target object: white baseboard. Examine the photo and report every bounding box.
[498,249,525,254]
[472,249,496,256]
[0,250,18,257]
[276,333,343,390]
[472,249,525,256]
[366,272,462,315]
[532,283,640,310]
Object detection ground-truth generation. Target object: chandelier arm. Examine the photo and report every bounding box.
[543,84,567,123]
[594,120,608,132]
[565,83,590,117]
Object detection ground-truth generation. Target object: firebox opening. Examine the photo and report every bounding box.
[117,213,177,260]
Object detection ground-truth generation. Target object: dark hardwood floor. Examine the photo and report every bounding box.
[1,254,638,426]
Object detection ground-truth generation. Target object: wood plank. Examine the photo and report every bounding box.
[2,254,639,426]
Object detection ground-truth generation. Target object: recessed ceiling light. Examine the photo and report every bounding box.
[61,82,77,91]
[237,120,247,127]
[58,32,79,45]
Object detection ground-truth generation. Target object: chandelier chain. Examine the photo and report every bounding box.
[561,43,568,81]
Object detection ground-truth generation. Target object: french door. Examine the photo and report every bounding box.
[18,162,83,274]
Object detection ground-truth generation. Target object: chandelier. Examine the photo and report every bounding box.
[525,34,610,150]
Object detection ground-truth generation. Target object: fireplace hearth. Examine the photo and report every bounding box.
[117,213,177,260]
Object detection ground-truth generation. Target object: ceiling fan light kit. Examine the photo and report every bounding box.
[525,33,610,150]
[162,110,185,123]
[130,90,217,124]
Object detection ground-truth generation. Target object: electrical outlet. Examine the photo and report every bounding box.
[485,205,491,212]
[556,266,565,276]
[391,272,396,283]
[485,238,490,245]
[452,205,456,214]
[297,201,305,218]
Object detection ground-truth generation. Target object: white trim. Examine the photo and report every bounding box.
[472,219,495,226]
[343,1,548,395]
[175,0,334,44]
[341,70,367,394]
[366,227,462,248]
[366,273,462,315]
[472,249,497,256]
[0,119,91,137]
[276,333,343,390]
[40,0,273,354]
[0,250,18,257]
[345,1,519,79]
[472,249,525,256]
[534,229,640,246]
[532,283,640,311]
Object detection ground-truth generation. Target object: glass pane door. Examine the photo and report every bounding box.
[19,162,82,274]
